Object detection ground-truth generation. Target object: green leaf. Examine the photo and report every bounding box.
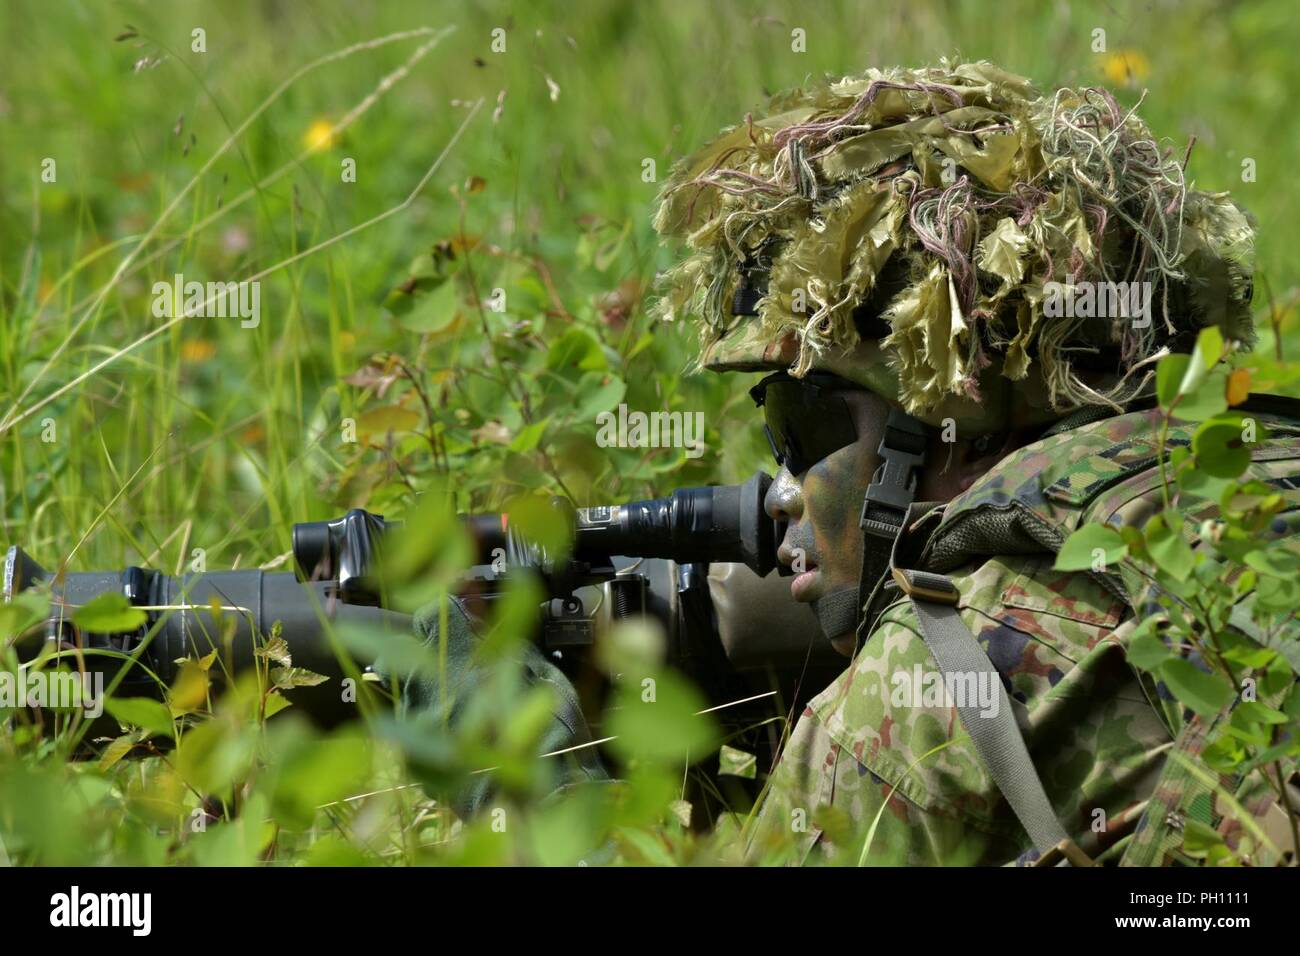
[509,418,548,453]
[606,669,718,765]
[1177,461,1234,502]
[500,493,574,557]
[1233,701,1288,725]
[255,634,291,666]
[1186,326,1224,382]
[1156,353,1191,410]
[1244,549,1300,578]
[718,744,757,779]
[1193,417,1252,479]
[0,590,50,640]
[270,666,330,690]
[71,592,146,634]
[67,772,115,810]
[812,803,856,848]
[191,793,275,867]
[500,685,560,754]
[263,692,293,719]
[1238,738,1300,774]
[616,826,676,866]
[1181,818,1227,858]
[382,276,442,316]
[397,278,460,333]
[1262,650,1297,694]
[267,726,372,829]
[572,371,626,422]
[1221,481,1283,518]
[355,405,421,438]
[546,328,607,373]
[1220,639,1275,670]
[176,717,258,797]
[1172,368,1229,422]
[1116,524,1148,562]
[1158,332,1229,421]
[105,696,175,739]
[97,732,142,771]
[1256,573,1300,614]
[1127,626,1174,670]
[1223,719,1271,747]
[1054,523,1126,572]
[1286,682,1300,721]
[1159,658,1236,718]
[168,658,211,716]
[1202,732,1245,774]
[527,788,607,866]
[1144,512,1195,582]
[338,623,441,681]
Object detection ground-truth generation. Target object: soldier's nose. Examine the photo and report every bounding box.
[764,466,803,523]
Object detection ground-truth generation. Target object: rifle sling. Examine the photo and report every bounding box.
[890,504,1087,864]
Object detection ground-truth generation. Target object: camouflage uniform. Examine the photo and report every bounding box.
[646,61,1293,866]
[747,407,1300,865]
[398,63,1295,865]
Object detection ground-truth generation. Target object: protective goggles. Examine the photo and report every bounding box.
[749,372,862,476]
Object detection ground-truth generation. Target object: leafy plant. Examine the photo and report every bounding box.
[1056,327,1300,866]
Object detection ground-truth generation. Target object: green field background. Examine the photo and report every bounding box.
[2,0,1297,571]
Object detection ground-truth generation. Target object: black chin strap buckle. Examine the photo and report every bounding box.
[814,410,929,648]
[861,409,928,541]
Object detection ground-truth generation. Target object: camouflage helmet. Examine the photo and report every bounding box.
[651,61,1256,431]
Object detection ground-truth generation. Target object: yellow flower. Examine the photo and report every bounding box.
[1101,50,1151,86]
[181,339,217,363]
[303,118,338,152]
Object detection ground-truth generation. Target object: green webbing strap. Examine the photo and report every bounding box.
[897,566,1077,862]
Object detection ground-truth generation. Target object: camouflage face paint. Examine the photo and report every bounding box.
[764,391,893,651]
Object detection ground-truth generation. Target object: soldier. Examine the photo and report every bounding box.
[650,61,1296,865]
[400,60,1295,866]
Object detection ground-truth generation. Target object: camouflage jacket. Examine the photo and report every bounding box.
[747,405,1300,866]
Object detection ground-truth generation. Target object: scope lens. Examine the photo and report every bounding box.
[292,521,335,581]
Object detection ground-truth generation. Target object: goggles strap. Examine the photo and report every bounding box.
[811,409,927,644]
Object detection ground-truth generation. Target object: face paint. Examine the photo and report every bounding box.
[763,390,893,653]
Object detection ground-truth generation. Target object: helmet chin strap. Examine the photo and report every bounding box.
[811,409,927,645]
[811,587,861,643]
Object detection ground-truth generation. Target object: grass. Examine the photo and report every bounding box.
[1,0,1298,865]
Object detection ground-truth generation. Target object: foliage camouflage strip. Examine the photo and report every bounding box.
[652,61,1256,427]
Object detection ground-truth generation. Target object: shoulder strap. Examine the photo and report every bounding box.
[895,401,1300,865]
[891,506,1093,866]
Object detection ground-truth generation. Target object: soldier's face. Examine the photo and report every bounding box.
[762,388,892,656]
